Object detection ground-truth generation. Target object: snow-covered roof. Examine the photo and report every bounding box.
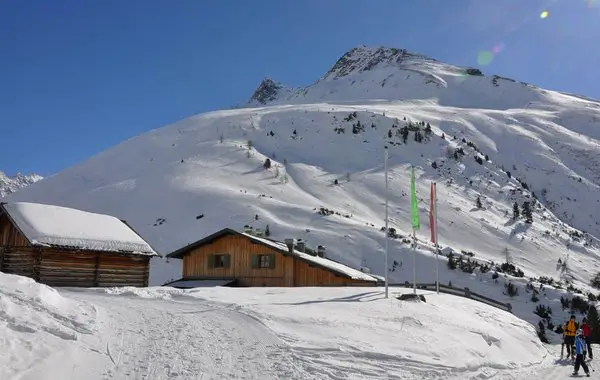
[1,202,157,256]
[240,232,379,283]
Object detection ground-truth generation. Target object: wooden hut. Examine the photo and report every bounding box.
[0,201,158,287]
[166,228,379,287]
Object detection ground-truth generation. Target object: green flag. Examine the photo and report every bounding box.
[410,166,420,230]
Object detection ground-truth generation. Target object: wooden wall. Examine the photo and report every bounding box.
[0,211,151,287]
[0,212,28,247]
[182,234,294,287]
[181,233,375,287]
[1,248,150,287]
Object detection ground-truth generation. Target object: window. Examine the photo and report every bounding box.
[251,254,275,269]
[208,254,230,269]
[259,254,271,268]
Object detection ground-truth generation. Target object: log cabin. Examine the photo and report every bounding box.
[0,201,158,287]
[165,227,379,287]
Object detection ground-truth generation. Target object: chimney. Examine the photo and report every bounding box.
[317,245,326,258]
[284,238,295,256]
[296,239,305,253]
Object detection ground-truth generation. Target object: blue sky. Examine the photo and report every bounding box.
[2,0,600,176]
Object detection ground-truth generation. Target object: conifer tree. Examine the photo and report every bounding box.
[263,158,271,170]
[401,127,409,144]
[522,201,533,223]
[476,196,482,209]
[590,272,600,289]
[513,202,520,219]
[587,306,600,343]
[424,123,432,137]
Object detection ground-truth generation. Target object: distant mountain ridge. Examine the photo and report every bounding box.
[0,172,43,198]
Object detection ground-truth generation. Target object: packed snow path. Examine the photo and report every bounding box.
[14,291,306,380]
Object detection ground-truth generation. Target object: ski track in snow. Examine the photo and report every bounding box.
[90,294,307,380]
[15,292,308,380]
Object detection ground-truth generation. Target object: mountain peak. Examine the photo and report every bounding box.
[323,45,433,80]
[249,77,285,105]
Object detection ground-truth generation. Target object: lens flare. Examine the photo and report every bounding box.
[477,51,494,66]
[540,10,549,18]
[492,43,505,54]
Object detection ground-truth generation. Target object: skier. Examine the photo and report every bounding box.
[573,329,590,377]
[564,315,578,359]
[581,317,593,360]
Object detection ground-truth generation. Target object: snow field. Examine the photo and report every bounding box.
[0,271,564,380]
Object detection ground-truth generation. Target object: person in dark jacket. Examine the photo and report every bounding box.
[573,329,590,377]
[581,318,593,360]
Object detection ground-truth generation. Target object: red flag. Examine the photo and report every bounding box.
[429,182,436,244]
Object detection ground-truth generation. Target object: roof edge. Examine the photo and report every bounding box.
[119,219,161,257]
[166,228,240,258]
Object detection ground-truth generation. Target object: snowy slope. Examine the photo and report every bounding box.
[1,272,565,380]
[0,171,43,198]
[4,45,600,299]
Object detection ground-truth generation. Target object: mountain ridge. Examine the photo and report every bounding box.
[3,45,600,293]
[0,172,43,198]
[248,45,600,112]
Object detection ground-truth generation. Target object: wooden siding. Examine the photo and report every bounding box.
[0,212,28,248]
[0,211,150,287]
[181,234,375,287]
[0,248,150,287]
[96,254,150,287]
[182,234,293,287]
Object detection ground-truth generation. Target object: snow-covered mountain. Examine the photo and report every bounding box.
[0,171,43,198]
[5,45,600,297]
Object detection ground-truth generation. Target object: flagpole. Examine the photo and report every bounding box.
[434,182,439,294]
[412,165,416,296]
[413,229,417,295]
[410,165,419,296]
[384,146,389,299]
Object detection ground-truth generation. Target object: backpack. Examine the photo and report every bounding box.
[566,320,577,336]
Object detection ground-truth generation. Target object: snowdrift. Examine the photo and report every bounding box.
[0,272,97,379]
